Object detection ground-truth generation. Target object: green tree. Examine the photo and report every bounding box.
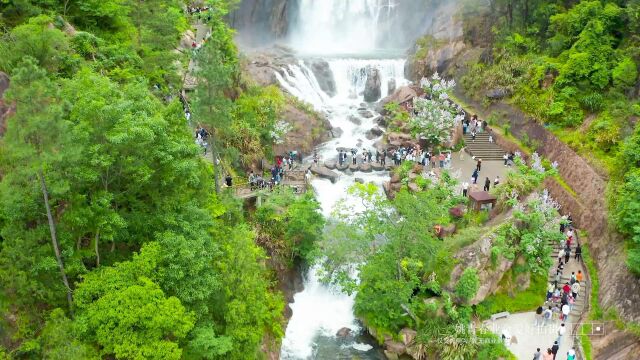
[0,15,73,74]
[192,3,239,193]
[0,57,75,313]
[74,243,195,360]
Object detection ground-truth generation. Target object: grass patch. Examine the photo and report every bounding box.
[578,323,593,360]
[475,273,547,320]
[445,226,485,252]
[553,174,578,198]
[581,245,602,320]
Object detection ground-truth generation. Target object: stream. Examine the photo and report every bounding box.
[276,58,408,360]
[251,1,428,358]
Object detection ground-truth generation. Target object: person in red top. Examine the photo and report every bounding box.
[562,283,571,294]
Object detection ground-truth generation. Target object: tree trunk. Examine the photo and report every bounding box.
[94,230,100,268]
[38,169,74,315]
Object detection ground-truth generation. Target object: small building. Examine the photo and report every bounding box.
[469,191,497,211]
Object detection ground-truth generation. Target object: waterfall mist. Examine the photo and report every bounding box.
[230,0,455,55]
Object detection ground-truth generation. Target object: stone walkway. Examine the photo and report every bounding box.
[487,235,589,359]
[486,312,575,359]
[450,150,509,193]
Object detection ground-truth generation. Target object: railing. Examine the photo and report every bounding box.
[571,233,592,360]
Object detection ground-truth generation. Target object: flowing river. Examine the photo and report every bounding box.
[277,58,407,359]
[232,0,440,357]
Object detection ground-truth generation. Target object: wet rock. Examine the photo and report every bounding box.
[349,163,359,172]
[384,340,406,355]
[354,178,365,184]
[486,88,510,100]
[387,78,397,95]
[363,67,382,102]
[307,59,337,97]
[400,328,417,346]
[374,115,387,127]
[336,162,349,171]
[348,115,362,125]
[370,126,384,136]
[358,110,374,118]
[384,351,399,360]
[310,166,339,183]
[330,127,343,138]
[360,163,372,173]
[336,327,352,337]
[390,174,401,183]
[365,132,376,141]
[408,182,420,192]
[344,168,353,176]
[372,163,384,171]
[325,160,337,170]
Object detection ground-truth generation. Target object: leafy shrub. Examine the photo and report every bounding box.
[612,57,638,89]
[455,268,480,302]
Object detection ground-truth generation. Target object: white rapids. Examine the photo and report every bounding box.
[278,58,408,359]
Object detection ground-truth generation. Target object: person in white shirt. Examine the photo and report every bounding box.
[571,281,580,299]
[462,182,469,197]
[561,303,570,321]
[557,323,566,346]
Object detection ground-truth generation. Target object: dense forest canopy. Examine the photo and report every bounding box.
[0,0,325,358]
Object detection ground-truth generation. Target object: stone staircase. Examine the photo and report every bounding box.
[463,132,504,161]
[547,239,588,321]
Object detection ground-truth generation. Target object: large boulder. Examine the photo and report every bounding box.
[363,67,382,102]
[306,59,336,97]
[376,86,418,114]
[448,232,515,304]
[336,327,352,337]
[310,166,339,183]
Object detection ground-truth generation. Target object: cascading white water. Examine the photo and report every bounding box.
[278,59,407,359]
[289,0,401,56]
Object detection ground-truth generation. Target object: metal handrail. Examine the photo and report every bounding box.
[570,234,592,360]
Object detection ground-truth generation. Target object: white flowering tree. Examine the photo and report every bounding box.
[270,120,293,144]
[411,73,464,146]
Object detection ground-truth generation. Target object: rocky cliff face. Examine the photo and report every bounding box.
[241,48,332,157]
[229,0,298,47]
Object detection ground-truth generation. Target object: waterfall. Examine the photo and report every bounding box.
[277,58,407,359]
[289,0,400,55]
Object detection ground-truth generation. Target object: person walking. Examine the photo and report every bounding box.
[576,270,584,283]
[494,176,500,186]
[439,153,445,168]
[571,281,580,299]
[564,244,571,264]
[567,346,576,360]
[543,306,553,325]
[561,303,570,321]
[557,324,566,347]
[575,243,582,261]
[551,341,559,360]
[547,282,555,301]
[535,306,544,327]
[533,348,542,360]
[472,169,479,184]
[542,348,553,360]
[557,248,565,264]
[503,153,509,166]
[462,181,469,197]
[484,177,491,191]
[476,158,482,172]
